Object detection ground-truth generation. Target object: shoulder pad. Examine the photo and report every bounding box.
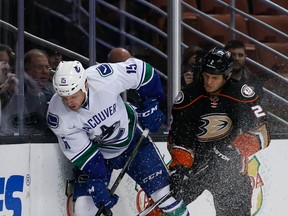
[222,81,258,102]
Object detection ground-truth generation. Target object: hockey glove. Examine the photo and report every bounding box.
[86,178,119,209]
[136,98,166,133]
[232,133,261,157]
[169,165,190,200]
[100,208,113,216]
[169,145,194,200]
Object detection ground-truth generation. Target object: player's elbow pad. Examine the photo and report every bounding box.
[169,145,194,169]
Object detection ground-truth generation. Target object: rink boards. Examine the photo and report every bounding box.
[0,139,287,216]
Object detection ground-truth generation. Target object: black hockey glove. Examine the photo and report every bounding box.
[169,165,190,200]
[100,207,113,216]
[168,145,194,199]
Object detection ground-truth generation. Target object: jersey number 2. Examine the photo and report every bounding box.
[252,105,266,118]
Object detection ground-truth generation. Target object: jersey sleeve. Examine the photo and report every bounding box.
[47,95,93,164]
[229,83,270,154]
[88,58,165,103]
[234,83,268,133]
[136,63,165,102]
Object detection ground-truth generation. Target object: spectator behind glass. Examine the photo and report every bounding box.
[0,44,15,70]
[24,49,55,102]
[44,39,63,83]
[181,46,204,87]
[22,49,51,133]
[47,46,62,101]
[47,48,62,71]
[224,40,263,95]
[0,46,49,135]
[0,61,18,108]
[0,44,18,102]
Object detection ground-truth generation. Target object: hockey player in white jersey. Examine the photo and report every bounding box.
[47,59,189,216]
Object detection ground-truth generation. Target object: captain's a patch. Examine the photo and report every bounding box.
[241,84,255,98]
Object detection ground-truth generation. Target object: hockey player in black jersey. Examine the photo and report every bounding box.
[168,47,270,216]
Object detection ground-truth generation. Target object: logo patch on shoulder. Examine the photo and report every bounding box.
[241,84,255,98]
[174,91,184,104]
[47,112,59,129]
[96,64,113,77]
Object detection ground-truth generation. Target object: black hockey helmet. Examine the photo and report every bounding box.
[202,47,233,77]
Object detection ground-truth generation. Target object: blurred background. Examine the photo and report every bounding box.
[0,0,287,140]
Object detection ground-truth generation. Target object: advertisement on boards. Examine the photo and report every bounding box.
[0,143,72,216]
[0,139,287,215]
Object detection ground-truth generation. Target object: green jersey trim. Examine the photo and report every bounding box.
[142,63,154,85]
[72,142,99,169]
[72,103,137,169]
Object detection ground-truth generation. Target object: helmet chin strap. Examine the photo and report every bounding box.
[81,81,88,106]
[81,89,88,106]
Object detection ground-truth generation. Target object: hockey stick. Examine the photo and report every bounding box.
[136,163,209,216]
[95,128,150,216]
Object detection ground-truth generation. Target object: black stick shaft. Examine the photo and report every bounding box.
[95,128,150,216]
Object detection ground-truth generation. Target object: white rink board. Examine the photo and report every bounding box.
[0,143,73,216]
[0,139,287,216]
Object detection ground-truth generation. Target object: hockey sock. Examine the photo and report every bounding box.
[150,186,189,216]
[161,200,189,216]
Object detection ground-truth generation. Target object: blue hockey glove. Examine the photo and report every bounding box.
[87,179,119,209]
[136,98,166,133]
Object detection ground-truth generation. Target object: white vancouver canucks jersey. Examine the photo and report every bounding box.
[47,58,157,166]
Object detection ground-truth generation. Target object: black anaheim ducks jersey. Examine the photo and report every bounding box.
[170,80,267,152]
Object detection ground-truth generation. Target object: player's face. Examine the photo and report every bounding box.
[61,90,85,111]
[228,47,246,71]
[203,72,227,94]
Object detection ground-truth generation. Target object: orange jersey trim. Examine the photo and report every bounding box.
[173,93,259,110]
[173,95,205,110]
